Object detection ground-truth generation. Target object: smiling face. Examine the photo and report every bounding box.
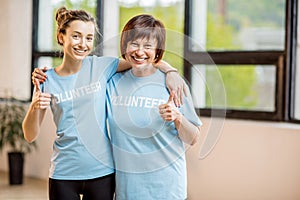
[125,37,158,69]
[120,14,166,65]
[58,20,95,62]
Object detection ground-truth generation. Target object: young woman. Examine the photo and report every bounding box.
[23,7,184,200]
[106,14,202,200]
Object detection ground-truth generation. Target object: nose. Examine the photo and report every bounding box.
[135,45,145,55]
[79,38,86,47]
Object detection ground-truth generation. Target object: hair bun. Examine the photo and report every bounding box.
[55,7,68,25]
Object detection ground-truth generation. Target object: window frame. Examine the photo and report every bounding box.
[183,0,299,122]
[287,0,299,122]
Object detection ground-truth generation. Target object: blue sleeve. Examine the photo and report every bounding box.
[39,69,53,93]
[40,83,44,93]
[93,56,119,82]
[106,73,123,97]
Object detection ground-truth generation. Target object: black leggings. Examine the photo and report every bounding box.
[49,173,115,200]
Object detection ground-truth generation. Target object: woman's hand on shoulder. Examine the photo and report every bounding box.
[165,71,188,107]
[32,66,48,84]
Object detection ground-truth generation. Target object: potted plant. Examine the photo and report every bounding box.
[0,98,37,185]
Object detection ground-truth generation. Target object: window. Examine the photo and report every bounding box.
[183,0,296,122]
[193,64,276,111]
[32,0,299,123]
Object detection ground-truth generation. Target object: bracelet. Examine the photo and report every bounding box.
[165,69,178,74]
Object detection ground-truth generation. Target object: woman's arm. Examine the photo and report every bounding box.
[116,59,131,72]
[173,113,201,145]
[155,60,188,106]
[34,60,186,106]
[22,80,51,142]
[117,59,178,73]
[159,92,201,145]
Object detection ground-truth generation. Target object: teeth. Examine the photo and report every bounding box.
[74,49,86,53]
[134,57,146,61]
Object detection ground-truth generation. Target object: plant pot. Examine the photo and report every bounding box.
[8,152,24,185]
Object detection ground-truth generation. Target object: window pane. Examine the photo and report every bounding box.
[38,0,97,52]
[191,65,276,111]
[189,0,285,51]
[117,0,185,73]
[37,57,63,69]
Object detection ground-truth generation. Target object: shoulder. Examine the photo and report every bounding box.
[110,70,128,82]
[157,69,166,77]
[153,69,167,83]
[87,56,120,73]
[88,55,119,64]
[45,68,55,76]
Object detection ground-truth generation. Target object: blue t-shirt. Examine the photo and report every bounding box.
[41,56,119,180]
[106,69,202,200]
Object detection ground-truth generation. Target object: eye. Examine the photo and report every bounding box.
[130,42,139,47]
[86,36,94,42]
[145,45,153,50]
[72,34,80,39]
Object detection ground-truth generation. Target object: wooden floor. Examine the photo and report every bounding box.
[0,171,48,200]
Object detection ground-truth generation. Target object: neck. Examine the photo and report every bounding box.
[131,65,157,77]
[55,56,83,76]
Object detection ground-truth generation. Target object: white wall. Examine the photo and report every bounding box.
[1,1,300,200]
[0,0,32,100]
[187,118,300,200]
[0,0,55,178]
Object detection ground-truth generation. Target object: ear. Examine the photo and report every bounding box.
[154,53,159,61]
[58,33,64,45]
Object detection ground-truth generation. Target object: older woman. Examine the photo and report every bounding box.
[106,14,202,200]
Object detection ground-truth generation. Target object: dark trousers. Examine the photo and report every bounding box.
[49,173,115,200]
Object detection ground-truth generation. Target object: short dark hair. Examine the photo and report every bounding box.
[120,14,166,63]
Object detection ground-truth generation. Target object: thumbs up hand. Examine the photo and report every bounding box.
[32,79,51,109]
[159,91,182,122]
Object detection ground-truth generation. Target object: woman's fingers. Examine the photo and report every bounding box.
[32,68,48,84]
[34,93,51,109]
[159,105,177,121]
